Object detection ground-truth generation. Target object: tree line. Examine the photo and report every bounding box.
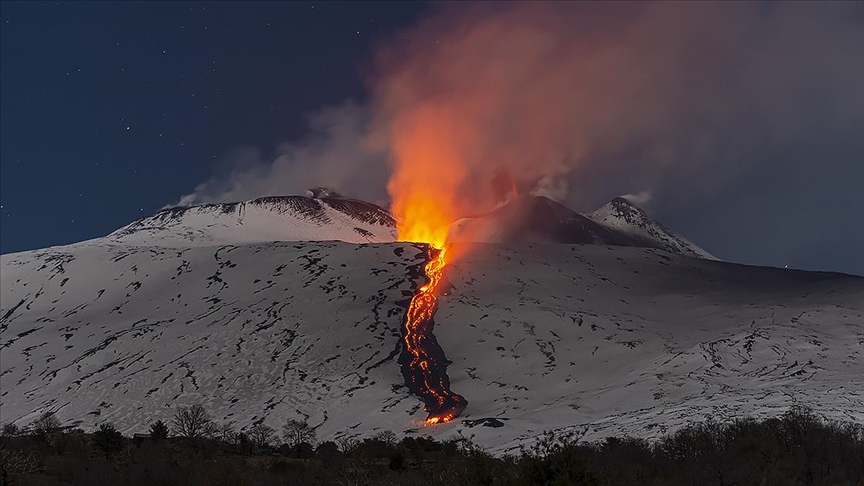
[1,405,862,485]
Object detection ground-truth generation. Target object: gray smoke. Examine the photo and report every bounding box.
[175,102,389,207]
[176,1,864,273]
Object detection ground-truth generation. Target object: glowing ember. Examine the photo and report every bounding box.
[398,246,467,424]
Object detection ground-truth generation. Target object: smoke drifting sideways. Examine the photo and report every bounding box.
[176,1,864,272]
[175,102,391,209]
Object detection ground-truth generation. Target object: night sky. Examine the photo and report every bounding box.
[0,1,426,253]
[1,2,862,276]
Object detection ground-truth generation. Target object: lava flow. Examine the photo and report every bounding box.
[398,245,467,424]
[385,111,469,423]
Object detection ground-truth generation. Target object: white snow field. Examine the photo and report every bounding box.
[1,196,862,454]
[105,196,398,247]
[587,197,718,260]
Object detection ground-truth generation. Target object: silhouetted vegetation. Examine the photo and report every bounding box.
[29,413,60,445]
[147,420,168,441]
[1,406,861,485]
[247,423,277,449]
[170,404,213,439]
[89,424,125,459]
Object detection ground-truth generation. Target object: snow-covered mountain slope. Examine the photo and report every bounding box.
[92,193,709,259]
[436,245,861,451]
[449,195,717,261]
[106,196,397,246]
[449,196,644,247]
[588,197,717,260]
[1,241,420,437]
[2,238,861,454]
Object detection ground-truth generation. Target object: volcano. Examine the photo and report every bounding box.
[96,193,715,259]
[108,195,397,246]
[2,194,861,454]
[450,196,641,246]
[449,195,716,259]
[587,197,717,260]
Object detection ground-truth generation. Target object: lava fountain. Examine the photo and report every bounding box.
[385,107,472,423]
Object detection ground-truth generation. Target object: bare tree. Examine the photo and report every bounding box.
[0,446,41,485]
[340,461,371,486]
[0,423,19,438]
[372,430,397,447]
[201,421,219,440]
[336,435,358,454]
[247,424,276,449]
[217,423,237,445]
[30,412,61,441]
[171,405,212,439]
[282,419,316,448]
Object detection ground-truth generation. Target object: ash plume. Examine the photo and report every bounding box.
[371,1,863,216]
[175,1,863,272]
[174,102,389,207]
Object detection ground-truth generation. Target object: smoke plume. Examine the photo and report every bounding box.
[174,102,388,207]
[372,1,863,215]
[621,191,654,208]
[176,1,863,269]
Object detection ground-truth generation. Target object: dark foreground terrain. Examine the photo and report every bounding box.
[2,407,861,486]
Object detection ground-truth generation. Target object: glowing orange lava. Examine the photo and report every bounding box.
[399,245,467,425]
[387,111,468,424]
[406,249,448,421]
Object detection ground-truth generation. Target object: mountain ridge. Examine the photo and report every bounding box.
[587,197,717,260]
[2,193,715,261]
[106,195,397,247]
